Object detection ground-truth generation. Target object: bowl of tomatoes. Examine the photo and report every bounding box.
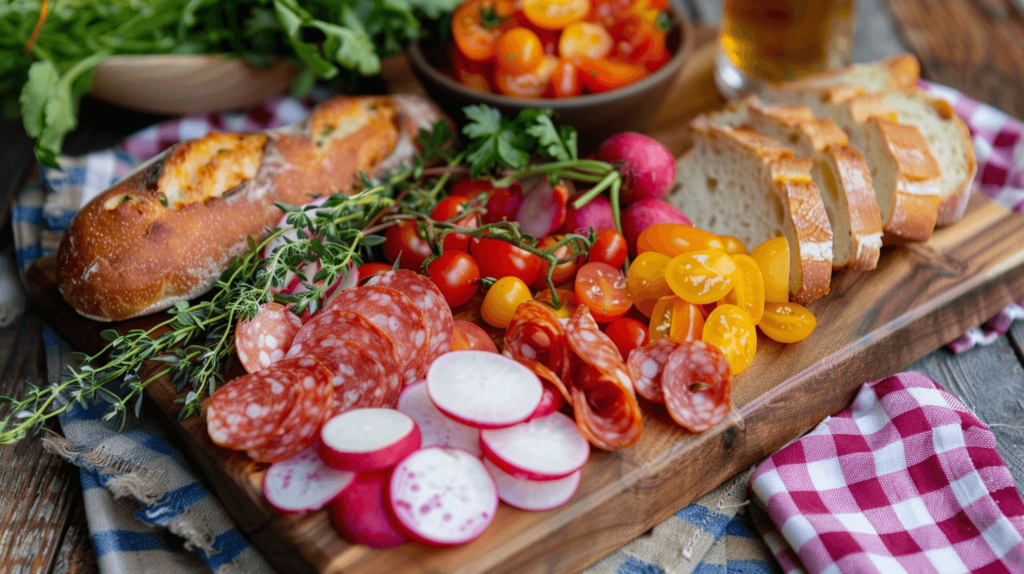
[407,0,693,147]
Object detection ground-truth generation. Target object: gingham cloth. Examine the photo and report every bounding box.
[749,372,1024,573]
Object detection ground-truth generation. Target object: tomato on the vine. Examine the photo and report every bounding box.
[535,288,580,319]
[470,236,544,285]
[588,229,628,268]
[482,276,533,328]
[522,0,591,30]
[427,251,481,308]
[495,27,544,74]
[382,220,433,270]
[356,262,392,283]
[604,317,649,360]
[431,196,480,252]
[451,320,499,352]
[450,177,496,200]
[534,235,585,289]
[574,261,633,323]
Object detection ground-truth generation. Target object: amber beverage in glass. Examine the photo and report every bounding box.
[714,0,856,97]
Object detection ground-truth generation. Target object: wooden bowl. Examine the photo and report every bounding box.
[407,3,694,148]
[90,55,301,116]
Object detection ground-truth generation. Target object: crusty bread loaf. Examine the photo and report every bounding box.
[670,118,833,304]
[56,95,444,322]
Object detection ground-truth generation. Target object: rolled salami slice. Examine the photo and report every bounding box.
[370,270,454,371]
[503,300,571,385]
[565,306,633,393]
[626,339,682,404]
[662,341,732,433]
[235,302,303,374]
[247,356,334,463]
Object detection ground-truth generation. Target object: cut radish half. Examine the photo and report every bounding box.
[483,458,580,511]
[480,411,590,480]
[397,381,481,457]
[263,445,355,514]
[426,351,543,429]
[528,383,566,421]
[388,447,497,546]
[329,471,407,548]
[319,409,421,471]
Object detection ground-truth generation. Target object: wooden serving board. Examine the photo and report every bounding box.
[23,27,1024,574]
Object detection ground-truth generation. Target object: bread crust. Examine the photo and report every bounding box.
[870,117,942,241]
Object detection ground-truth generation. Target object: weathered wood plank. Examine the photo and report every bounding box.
[49,488,98,574]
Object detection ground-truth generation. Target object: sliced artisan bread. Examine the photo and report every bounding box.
[670,118,833,304]
[768,54,920,93]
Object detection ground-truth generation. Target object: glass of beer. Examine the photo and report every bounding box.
[714,0,857,98]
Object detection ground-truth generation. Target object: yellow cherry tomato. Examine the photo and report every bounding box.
[759,301,817,343]
[636,224,725,257]
[648,296,704,343]
[626,251,673,317]
[718,235,748,255]
[749,236,790,303]
[702,304,757,375]
[522,0,590,30]
[719,254,765,325]
[482,276,533,329]
[664,249,738,305]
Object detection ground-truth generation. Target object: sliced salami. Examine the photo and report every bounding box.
[247,356,334,463]
[207,369,298,451]
[569,362,644,451]
[662,341,732,433]
[565,306,633,393]
[324,286,429,385]
[369,270,454,370]
[503,300,571,385]
[235,303,303,374]
[626,339,683,404]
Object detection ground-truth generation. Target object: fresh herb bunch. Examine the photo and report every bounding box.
[4,0,459,166]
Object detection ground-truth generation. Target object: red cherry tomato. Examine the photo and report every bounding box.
[431,196,480,252]
[483,184,525,224]
[534,235,585,289]
[574,261,633,323]
[356,262,393,283]
[449,177,496,200]
[578,57,648,93]
[451,320,499,352]
[608,13,667,70]
[427,251,481,308]
[495,27,544,75]
[604,317,649,360]
[588,229,628,268]
[382,220,433,270]
[470,236,544,286]
[548,59,583,98]
[587,0,630,25]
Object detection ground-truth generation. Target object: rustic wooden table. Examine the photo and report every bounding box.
[1,1,1023,573]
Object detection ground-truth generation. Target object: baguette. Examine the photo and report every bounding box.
[56,95,445,322]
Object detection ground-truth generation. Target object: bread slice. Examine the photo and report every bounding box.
[769,54,920,93]
[670,119,832,304]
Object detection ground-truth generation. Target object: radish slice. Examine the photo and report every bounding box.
[426,351,543,429]
[388,447,497,546]
[319,409,421,471]
[480,412,589,480]
[397,381,481,456]
[528,383,566,421]
[329,471,407,548]
[263,445,355,514]
[515,179,568,238]
[482,458,580,511]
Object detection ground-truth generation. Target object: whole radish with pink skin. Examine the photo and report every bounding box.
[597,133,676,204]
[561,194,616,235]
[622,198,692,247]
[330,471,407,548]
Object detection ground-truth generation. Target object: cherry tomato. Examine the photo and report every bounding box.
[578,57,648,92]
[382,220,433,270]
[482,184,524,224]
[719,254,764,325]
[522,0,591,30]
[636,223,724,256]
[452,45,495,92]
[536,27,561,55]
[608,12,666,69]
[482,276,533,328]
[703,304,757,375]
[534,235,586,289]
[534,288,580,319]
[664,249,738,305]
[427,251,481,308]
[574,261,633,323]
[749,237,790,303]
[718,235,748,255]
[604,317,649,360]
[548,59,583,97]
[587,0,630,25]
[648,295,704,343]
[588,229,627,268]
[356,262,392,283]
[470,236,544,285]
[449,177,496,200]
[451,320,499,352]
[453,0,505,61]
[431,196,480,252]
[495,27,544,74]
[759,302,816,343]
[559,22,613,60]
[495,55,557,97]
[627,251,673,317]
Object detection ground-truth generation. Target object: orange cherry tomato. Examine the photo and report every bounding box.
[382,220,434,270]
[648,296,704,343]
[664,249,738,305]
[759,302,816,343]
[453,0,505,61]
[703,304,757,375]
[749,237,790,303]
[627,251,673,317]
[574,261,633,323]
[548,59,583,97]
[718,235,748,255]
[451,320,499,352]
[588,229,628,268]
[535,288,580,319]
[636,223,724,257]
[534,234,586,288]
[604,317,649,360]
[495,55,557,97]
[481,276,533,328]
[356,262,393,283]
[578,57,647,92]
[431,196,480,252]
[522,0,591,30]
[559,22,613,60]
[718,254,765,325]
[495,27,544,74]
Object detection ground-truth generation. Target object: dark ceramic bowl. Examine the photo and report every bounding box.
[407,2,694,150]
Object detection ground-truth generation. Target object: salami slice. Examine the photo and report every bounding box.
[325,286,429,385]
[569,362,643,451]
[662,342,732,433]
[235,303,303,374]
[503,300,571,386]
[626,339,682,404]
[247,356,334,463]
[369,270,454,370]
[207,370,297,451]
[297,336,401,416]
[564,306,633,393]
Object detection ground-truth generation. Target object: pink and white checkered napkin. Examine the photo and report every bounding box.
[917,81,1024,354]
[749,372,1024,573]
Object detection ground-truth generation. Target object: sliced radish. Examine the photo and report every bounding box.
[482,458,580,511]
[515,178,569,238]
[330,471,407,548]
[426,351,543,429]
[480,411,589,480]
[263,445,355,514]
[528,383,566,421]
[319,409,421,471]
[388,447,497,546]
[397,381,481,457]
